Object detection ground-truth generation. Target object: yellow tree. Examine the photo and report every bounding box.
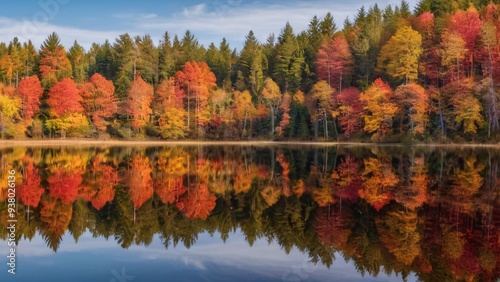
[154,77,187,139]
[376,208,421,266]
[359,78,398,140]
[444,79,484,134]
[393,156,428,210]
[448,156,484,212]
[260,78,281,135]
[393,83,430,135]
[0,53,13,85]
[377,26,422,84]
[309,80,335,139]
[233,90,256,138]
[440,32,466,82]
[0,94,21,139]
[359,157,399,211]
[153,148,188,204]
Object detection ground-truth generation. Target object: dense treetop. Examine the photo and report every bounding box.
[2,0,500,142]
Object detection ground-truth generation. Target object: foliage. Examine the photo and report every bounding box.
[377,26,422,83]
[309,80,335,139]
[0,93,21,138]
[46,113,92,138]
[176,61,217,134]
[80,73,117,132]
[337,87,363,137]
[155,77,187,139]
[359,79,398,140]
[1,3,500,142]
[4,145,500,281]
[393,83,430,135]
[126,76,154,132]
[39,32,72,87]
[47,78,83,118]
[315,33,353,90]
[17,75,43,121]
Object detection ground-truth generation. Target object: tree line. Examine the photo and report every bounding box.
[2,0,500,141]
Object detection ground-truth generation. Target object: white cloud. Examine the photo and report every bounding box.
[119,1,353,49]
[0,16,124,50]
[182,3,207,18]
[114,13,158,20]
[141,13,158,20]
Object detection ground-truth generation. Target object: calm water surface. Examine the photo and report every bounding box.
[1,144,499,281]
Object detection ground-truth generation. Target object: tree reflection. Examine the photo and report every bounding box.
[1,145,500,281]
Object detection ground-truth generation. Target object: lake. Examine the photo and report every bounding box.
[1,144,499,281]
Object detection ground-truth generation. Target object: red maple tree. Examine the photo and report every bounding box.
[176,62,217,128]
[18,161,43,208]
[17,75,43,120]
[80,155,118,210]
[47,169,82,204]
[337,87,363,137]
[126,76,154,131]
[175,183,216,220]
[315,33,353,91]
[80,73,117,131]
[47,77,83,117]
[127,155,153,209]
[447,6,482,77]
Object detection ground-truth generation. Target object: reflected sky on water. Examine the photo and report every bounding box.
[12,229,411,282]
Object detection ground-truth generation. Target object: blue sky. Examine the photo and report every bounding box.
[2,229,415,281]
[0,0,417,51]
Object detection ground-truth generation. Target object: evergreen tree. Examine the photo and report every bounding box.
[135,34,158,86]
[238,31,266,94]
[272,23,304,93]
[158,32,176,81]
[39,32,72,87]
[67,41,87,83]
[179,30,205,66]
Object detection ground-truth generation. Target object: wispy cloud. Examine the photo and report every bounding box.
[116,0,417,49]
[116,1,350,48]
[0,16,123,50]
[113,13,158,20]
[182,3,207,18]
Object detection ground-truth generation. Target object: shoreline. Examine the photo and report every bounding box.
[1,139,500,149]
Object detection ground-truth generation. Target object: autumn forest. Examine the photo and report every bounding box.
[2,0,500,142]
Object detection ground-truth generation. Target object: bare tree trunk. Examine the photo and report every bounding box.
[324,112,328,139]
[0,113,3,139]
[313,120,319,141]
[187,87,190,133]
[271,106,275,135]
[438,94,445,136]
[487,47,499,137]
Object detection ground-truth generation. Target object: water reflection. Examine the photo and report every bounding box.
[2,145,500,281]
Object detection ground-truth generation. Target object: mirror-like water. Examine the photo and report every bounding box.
[1,145,499,281]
